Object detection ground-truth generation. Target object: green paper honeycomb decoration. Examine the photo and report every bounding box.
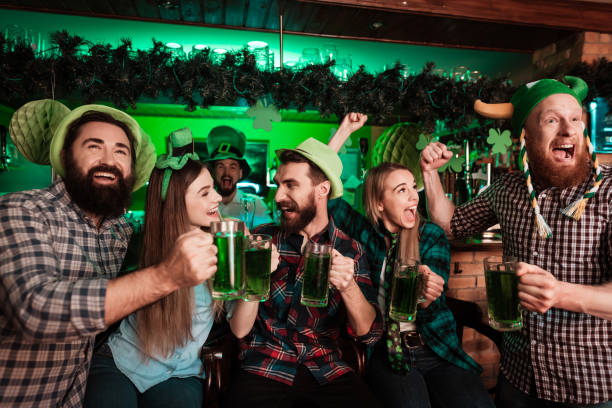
[372,122,427,190]
[9,99,70,165]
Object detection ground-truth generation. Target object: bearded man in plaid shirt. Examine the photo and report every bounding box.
[420,77,612,408]
[225,138,383,408]
[0,104,218,407]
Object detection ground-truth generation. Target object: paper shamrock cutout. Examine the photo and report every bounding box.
[415,133,432,150]
[438,147,464,173]
[487,128,512,155]
[247,99,281,132]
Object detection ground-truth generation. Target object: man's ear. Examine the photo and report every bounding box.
[317,180,331,198]
[239,168,243,180]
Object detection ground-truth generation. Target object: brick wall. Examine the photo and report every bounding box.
[531,31,612,74]
[447,246,502,390]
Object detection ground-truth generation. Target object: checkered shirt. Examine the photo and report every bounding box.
[238,218,383,385]
[451,166,612,404]
[0,180,132,407]
[329,198,482,374]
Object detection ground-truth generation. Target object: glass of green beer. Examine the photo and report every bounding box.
[244,234,272,302]
[301,241,332,307]
[389,258,423,322]
[484,256,522,331]
[210,220,246,300]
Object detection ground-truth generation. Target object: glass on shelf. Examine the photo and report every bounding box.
[300,47,321,67]
[452,66,469,81]
[322,43,337,63]
[333,55,352,81]
[431,67,448,78]
[247,40,270,71]
[469,70,482,82]
[212,48,227,64]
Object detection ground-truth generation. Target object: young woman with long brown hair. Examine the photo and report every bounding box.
[84,129,222,408]
[331,162,493,408]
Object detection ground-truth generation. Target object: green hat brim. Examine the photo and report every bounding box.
[49,104,156,192]
[204,153,251,178]
[275,143,343,200]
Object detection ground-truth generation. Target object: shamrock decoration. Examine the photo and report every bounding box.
[438,147,465,173]
[487,128,512,155]
[415,133,432,150]
[247,99,281,132]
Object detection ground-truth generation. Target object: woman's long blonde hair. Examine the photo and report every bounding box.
[363,162,421,260]
[137,151,221,359]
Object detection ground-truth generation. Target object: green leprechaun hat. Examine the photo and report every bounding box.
[474,76,602,239]
[205,126,251,178]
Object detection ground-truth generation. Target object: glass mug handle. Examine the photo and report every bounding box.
[417,267,427,304]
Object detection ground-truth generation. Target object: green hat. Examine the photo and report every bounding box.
[205,126,251,177]
[156,127,199,201]
[276,138,343,200]
[49,104,156,192]
[474,76,599,239]
[510,76,588,137]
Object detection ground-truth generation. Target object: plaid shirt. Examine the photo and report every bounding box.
[329,199,481,374]
[0,180,131,407]
[451,167,612,404]
[238,218,383,385]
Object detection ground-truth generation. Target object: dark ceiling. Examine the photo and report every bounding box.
[0,0,582,53]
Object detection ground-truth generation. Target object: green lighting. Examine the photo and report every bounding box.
[165,42,181,49]
[194,44,207,50]
[247,41,268,48]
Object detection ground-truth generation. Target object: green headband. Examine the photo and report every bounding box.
[155,127,199,201]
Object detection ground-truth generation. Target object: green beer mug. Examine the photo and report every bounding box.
[211,220,246,300]
[389,258,424,322]
[483,256,522,331]
[301,241,332,307]
[244,234,272,302]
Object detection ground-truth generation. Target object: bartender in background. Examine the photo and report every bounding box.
[205,126,272,227]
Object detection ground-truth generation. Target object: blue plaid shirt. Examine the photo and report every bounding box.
[0,180,131,407]
[329,198,481,374]
[238,218,383,385]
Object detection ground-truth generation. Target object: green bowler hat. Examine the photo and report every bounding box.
[205,125,251,177]
[276,138,343,200]
[49,104,156,191]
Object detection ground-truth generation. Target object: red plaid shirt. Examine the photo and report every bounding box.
[451,167,612,404]
[238,218,383,385]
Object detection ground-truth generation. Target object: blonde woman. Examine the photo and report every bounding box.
[330,162,493,408]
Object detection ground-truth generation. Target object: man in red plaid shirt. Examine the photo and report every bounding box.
[420,77,611,407]
[226,137,383,408]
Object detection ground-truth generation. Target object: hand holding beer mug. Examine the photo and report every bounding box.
[244,234,272,302]
[389,258,424,322]
[211,220,246,300]
[484,256,522,331]
[301,241,332,307]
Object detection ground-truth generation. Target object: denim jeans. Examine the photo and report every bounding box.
[496,373,612,408]
[365,343,495,408]
[83,351,203,408]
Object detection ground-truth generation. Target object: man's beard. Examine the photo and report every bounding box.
[63,154,134,219]
[278,192,317,235]
[526,143,592,189]
[216,178,237,198]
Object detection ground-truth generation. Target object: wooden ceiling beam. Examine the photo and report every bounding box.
[299,0,612,33]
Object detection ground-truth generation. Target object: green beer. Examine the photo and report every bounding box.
[485,269,522,330]
[483,256,522,331]
[211,220,246,300]
[389,265,420,322]
[244,247,272,301]
[301,252,331,307]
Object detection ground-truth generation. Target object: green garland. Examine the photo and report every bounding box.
[1,30,610,141]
